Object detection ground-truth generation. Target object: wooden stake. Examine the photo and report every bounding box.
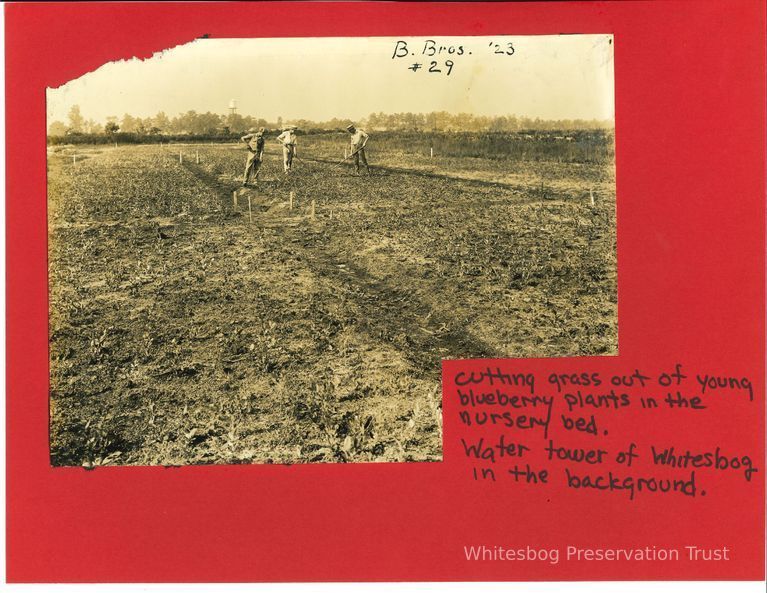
[72,154,76,164]
[289,191,294,210]
[233,190,238,210]
[248,195,252,223]
[311,200,316,220]
[179,151,183,164]
[344,148,348,159]
[590,189,595,207]
[430,147,434,158]
[196,150,200,164]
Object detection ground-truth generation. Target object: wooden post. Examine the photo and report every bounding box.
[330,209,333,220]
[196,150,200,164]
[179,151,183,164]
[233,190,238,210]
[430,147,434,158]
[72,154,76,164]
[247,195,252,223]
[344,148,348,159]
[311,199,316,220]
[590,189,595,207]
[289,191,294,210]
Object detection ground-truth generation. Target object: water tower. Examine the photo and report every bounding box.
[228,99,237,116]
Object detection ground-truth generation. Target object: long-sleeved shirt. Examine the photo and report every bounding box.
[241,134,264,154]
[276,130,297,146]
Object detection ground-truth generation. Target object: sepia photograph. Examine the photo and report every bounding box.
[46,35,617,467]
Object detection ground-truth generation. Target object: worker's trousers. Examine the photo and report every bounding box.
[244,152,262,184]
[353,146,369,172]
[282,144,295,172]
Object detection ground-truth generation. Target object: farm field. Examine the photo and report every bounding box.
[299,131,614,196]
[47,137,617,466]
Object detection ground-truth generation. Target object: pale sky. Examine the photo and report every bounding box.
[47,35,614,125]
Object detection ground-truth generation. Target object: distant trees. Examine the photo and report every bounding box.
[83,119,103,134]
[67,105,85,133]
[47,105,103,135]
[48,120,68,136]
[152,111,170,132]
[224,112,246,133]
[120,114,139,133]
[195,112,222,135]
[47,107,614,137]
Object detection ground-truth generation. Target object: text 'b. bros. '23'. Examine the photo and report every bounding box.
[392,38,515,76]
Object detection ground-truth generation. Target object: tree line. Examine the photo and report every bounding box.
[48,105,614,138]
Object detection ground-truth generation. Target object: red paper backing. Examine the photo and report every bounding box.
[5,1,765,583]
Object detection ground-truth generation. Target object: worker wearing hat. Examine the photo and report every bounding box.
[240,127,265,186]
[276,125,298,174]
[346,124,370,175]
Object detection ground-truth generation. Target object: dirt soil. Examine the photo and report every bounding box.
[47,142,616,467]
